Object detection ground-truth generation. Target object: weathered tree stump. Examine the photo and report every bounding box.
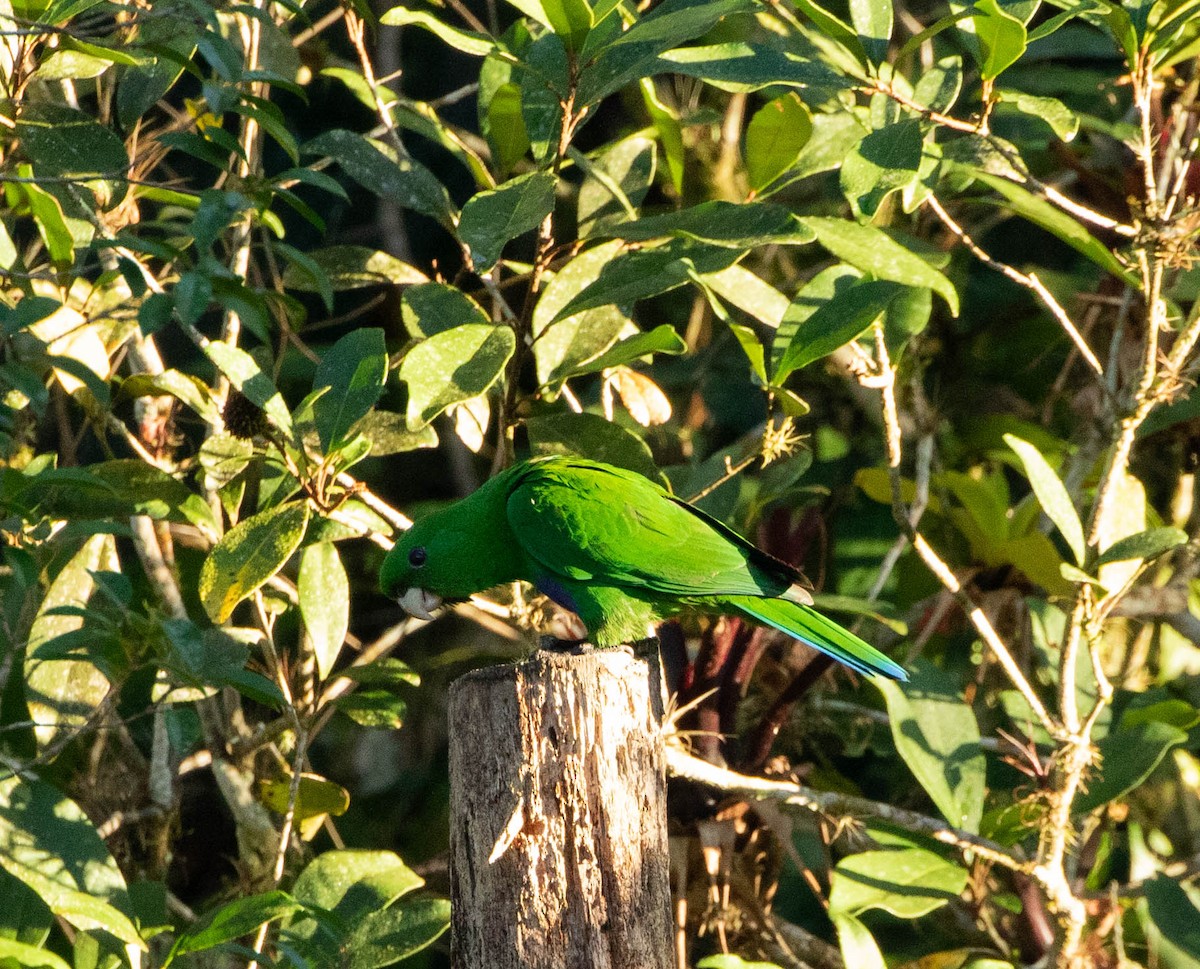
[448,647,673,969]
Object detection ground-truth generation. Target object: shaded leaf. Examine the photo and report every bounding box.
[25,534,115,749]
[876,665,986,832]
[775,278,904,383]
[591,200,815,248]
[1096,527,1187,566]
[345,897,451,969]
[258,772,350,820]
[526,412,662,483]
[1145,875,1200,962]
[841,119,923,219]
[313,328,387,451]
[283,246,427,291]
[745,93,812,194]
[1074,721,1187,814]
[168,891,301,960]
[403,283,490,339]
[830,847,968,918]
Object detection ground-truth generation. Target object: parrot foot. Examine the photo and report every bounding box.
[537,634,592,654]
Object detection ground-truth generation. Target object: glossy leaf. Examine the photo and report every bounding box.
[204,341,294,440]
[799,217,959,314]
[199,502,310,623]
[458,171,557,271]
[841,119,923,219]
[526,412,662,483]
[0,776,143,949]
[849,0,892,64]
[167,891,301,961]
[378,7,497,55]
[400,324,516,429]
[299,542,349,682]
[972,0,1026,80]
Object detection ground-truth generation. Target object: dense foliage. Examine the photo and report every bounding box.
[3,0,1200,966]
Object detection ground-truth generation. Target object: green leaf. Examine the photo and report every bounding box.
[204,342,294,441]
[402,283,490,339]
[1096,527,1188,566]
[17,180,75,266]
[966,170,1132,283]
[400,324,516,429]
[168,892,301,961]
[913,55,963,113]
[282,246,427,292]
[16,103,128,201]
[304,130,454,226]
[532,240,632,388]
[335,690,408,729]
[841,119,923,219]
[1073,720,1187,814]
[728,322,766,383]
[379,6,497,54]
[0,776,143,949]
[577,135,656,236]
[486,82,531,174]
[654,42,846,96]
[996,90,1078,142]
[542,0,593,50]
[591,201,815,248]
[799,217,959,314]
[1145,875,1200,962]
[849,0,892,64]
[299,543,349,683]
[199,502,310,624]
[972,0,1027,80]
[831,913,886,969]
[552,240,740,321]
[830,847,968,918]
[1003,433,1086,566]
[0,937,70,969]
[576,0,754,106]
[573,323,686,375]
[697,957,783,969]
[458,171,557,271]
[25,534,115,749]
[355,411,440,456]
[774,278,903,383]
[345,897,451,969]
[313,328,388,452]
[876,665,986,832]
[337,658,421,688]
[526,412,662,483]
[745,93,813,194]
[290,850,423,935]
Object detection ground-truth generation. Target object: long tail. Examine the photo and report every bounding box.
[727,596,907,680]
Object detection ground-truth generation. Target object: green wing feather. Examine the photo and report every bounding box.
[726,596,908,680]
[505,458,794,598]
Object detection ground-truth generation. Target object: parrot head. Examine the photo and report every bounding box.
[379,495,519,621]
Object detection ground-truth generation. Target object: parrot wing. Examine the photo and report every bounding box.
[505,458,805,600]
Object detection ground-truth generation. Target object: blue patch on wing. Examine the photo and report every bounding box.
[536,576,578,613]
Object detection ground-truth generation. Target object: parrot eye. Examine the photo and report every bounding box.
[408,547,427,568]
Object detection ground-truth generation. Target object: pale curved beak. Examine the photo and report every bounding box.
[397,588,443,621]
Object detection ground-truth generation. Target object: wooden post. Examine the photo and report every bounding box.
[448,648,673,969]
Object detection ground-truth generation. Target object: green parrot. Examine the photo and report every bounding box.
[379,456,906,680]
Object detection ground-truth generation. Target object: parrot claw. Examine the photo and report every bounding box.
[397,588,442,621]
